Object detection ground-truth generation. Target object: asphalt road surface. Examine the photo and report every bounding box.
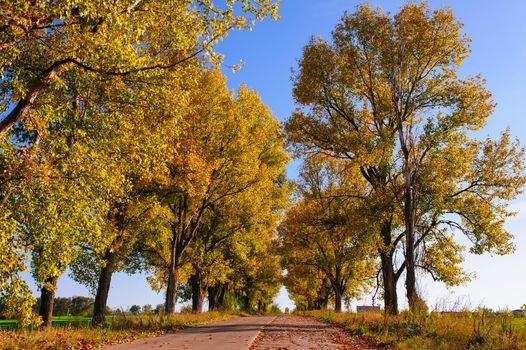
[102,315,380,350]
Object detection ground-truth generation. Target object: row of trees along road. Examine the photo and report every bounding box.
[279,3,526,314]
[0,0,289,328]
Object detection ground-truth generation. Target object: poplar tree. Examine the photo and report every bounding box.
[286,3,526,311]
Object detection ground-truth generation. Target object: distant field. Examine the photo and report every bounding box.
[0,316,92,330]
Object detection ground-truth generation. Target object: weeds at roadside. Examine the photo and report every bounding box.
[0,312,242,350]
[300,307,526,350]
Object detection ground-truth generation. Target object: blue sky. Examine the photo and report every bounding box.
[27,0,526,312]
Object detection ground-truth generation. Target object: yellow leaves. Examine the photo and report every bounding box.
[0,278,40,328]
[277,156,376,303]
[293,37,335,106]
[285,1,526,307]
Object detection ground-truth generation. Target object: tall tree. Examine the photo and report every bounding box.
[143,69,289,313]
[277,157,375,312]
[66,64,193,326]
[286,29,403,315]
[286,3,526,311]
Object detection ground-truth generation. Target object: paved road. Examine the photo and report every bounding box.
[101,315,276,350]
[102,315,379,350]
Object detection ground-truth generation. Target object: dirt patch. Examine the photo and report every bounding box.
[250,315,381,350]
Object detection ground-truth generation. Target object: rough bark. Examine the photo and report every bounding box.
[164,229,179,314]
[380,250,398,315]
[331,269,344,312]
[191,271,206,313]
[334,288,343,312]
[379,222,399,315]
[39,276,59,327]
[394,72,421,310]
[165,195,199,313]
[402,163,419,308]
[208,283,227,311]
[92,249,117,326]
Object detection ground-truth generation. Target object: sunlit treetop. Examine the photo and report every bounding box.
[0,0,280,136]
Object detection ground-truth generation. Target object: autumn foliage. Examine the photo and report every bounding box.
[0,1,525,340]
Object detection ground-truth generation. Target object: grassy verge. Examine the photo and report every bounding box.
[0,312,243,350]
[300,309,526,349]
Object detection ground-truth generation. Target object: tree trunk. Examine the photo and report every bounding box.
[191,272,205,313]
[242,296,250,311]
[92,250,117,326]
[334,289,343,312]
[403,188,419,309]
[331,270,344,312]
[165,195,193,314]
[381,250,399,315]
[217,284,227,310]
[165,265,177,313]
[319,297,328,310]
[396,114,420,310]
[208,286,218,311]
[39,276,59,327]
[379,222,399,315]
[0,59,72,137]
[164,234,179,313]
[208,283,226,311]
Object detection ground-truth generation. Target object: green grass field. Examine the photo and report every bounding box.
[0,316,92,330]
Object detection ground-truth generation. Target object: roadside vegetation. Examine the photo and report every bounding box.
[302,309,526,350]
[0,312,241,350]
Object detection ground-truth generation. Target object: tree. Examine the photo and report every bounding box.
[64,64,193,326]
[286,20,403,315]
[0,140,39,327]
[277,157,375,312]
[286,2,526,312]
[0,0,279,137]
[129,305,141,315]
[11,110,109,326]
[282,264,331,311]
[142,69,290,314]
[0,0,282,326]
[34,296,95,316]
[142,304,153,315]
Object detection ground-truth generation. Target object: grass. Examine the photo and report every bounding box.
[0,316,135,331]
[0,312,243,350]
[300,309,526,349]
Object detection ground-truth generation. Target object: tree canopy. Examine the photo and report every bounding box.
[285,3,525,313]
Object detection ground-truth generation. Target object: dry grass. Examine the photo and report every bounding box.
[301,309,526,349]
[0,312,242,350]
